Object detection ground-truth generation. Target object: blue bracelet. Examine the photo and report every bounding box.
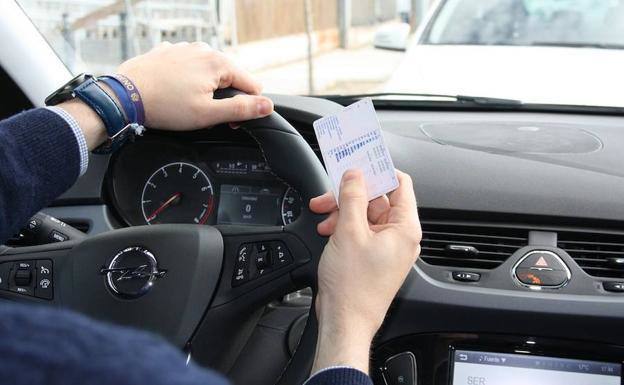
[98,76,138,124]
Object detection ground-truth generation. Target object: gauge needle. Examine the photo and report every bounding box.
[146,192,182,222]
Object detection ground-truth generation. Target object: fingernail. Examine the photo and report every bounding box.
[341,169,361,185]
[257,98,272,115]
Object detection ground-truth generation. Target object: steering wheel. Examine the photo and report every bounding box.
[2,89,331,385]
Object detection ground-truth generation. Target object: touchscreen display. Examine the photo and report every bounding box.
[217,184,281,226]
[452,350,621,385]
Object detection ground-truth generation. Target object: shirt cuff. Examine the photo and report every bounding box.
[45,106,89,176]
[305,366,370,385]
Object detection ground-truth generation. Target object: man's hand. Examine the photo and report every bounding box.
[117,42,273,130]
[309,169,421,375]
[59,42,274,149]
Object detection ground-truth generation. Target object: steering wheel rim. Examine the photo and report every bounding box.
[216,89,329,385]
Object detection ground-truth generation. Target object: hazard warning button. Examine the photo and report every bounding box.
[513,251,570,288]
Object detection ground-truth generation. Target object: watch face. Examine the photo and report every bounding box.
[45,73,91,106]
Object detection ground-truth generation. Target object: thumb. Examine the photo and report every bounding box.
[209,94,274,124]
[336,169,369,234]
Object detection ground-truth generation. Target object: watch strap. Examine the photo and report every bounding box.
[74,77,128,138]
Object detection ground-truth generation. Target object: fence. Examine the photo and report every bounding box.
[235,0,338,43]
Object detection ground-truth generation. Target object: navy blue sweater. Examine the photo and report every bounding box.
[0,108,373,385]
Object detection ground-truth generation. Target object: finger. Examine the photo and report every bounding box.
[215,54,263,95]
[368,194,390,224]
[387,170,418,221]
[209,94,273,123]
[335,169,369,234]
[309,191,337,214]
[229,122,241,129]
[317,211,339,236]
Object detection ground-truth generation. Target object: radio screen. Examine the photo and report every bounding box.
[217,184,281,226]
[452,350,621,385]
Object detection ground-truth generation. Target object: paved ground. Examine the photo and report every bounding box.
[248,45,406,96]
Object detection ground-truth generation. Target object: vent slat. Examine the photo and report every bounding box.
[559,240,624,248]
[422,230,526,242]
[421,238,521,250]
[558,231,624,279]
[419,222,527,269]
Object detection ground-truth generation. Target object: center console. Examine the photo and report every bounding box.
[372,334,624,385]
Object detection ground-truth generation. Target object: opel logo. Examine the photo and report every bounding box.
[100,247,167,298]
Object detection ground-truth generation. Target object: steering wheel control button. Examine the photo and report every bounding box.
[452,271,481,282]
[48,230,69,243]
[513,250,571,289]
[232,241,295,287]
[603,282,624,293]
[382,351,417,385]
[232,244,251,286]
[100,247,166,299]
[274,242,293,266]
[255,243,272,269]
[35,260,53,300]
[14,268,32,287]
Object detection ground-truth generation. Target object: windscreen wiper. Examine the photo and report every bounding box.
[325,92,523,107]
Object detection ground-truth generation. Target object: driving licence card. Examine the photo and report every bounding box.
[313,98,398,203]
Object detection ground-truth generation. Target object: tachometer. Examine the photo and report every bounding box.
[281,187,302,225]
[141,162,214,225]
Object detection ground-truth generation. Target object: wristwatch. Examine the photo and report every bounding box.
[45,73,142,154]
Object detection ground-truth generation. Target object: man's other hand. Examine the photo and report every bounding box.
[117,41,274,130]
[309,169,422,374]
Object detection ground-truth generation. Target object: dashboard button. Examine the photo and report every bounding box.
[273,242,293,266]
[35,260,53,300]
[256,250,271,269]
[517,251,566,271]
[603,282,624,293]
[232,244,251,287]
[48,230,69,243]
[452,271,481,282]
[383,352,417,385]
[513,251,570,288]
[14,269,32,286]
[515,268,568,287]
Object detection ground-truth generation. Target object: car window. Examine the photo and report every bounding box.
[14,0,410,96]
[426,0,624,48]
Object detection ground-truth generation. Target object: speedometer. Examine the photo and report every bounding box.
[141,162,215,225]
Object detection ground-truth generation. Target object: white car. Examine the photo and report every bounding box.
[383,0,624,108]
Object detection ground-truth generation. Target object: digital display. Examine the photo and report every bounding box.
[217,184,281,226]
[452,350,621,385]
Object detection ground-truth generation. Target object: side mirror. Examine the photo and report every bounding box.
[373,23,411,51]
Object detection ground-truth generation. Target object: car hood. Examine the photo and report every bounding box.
[383,45,624,108]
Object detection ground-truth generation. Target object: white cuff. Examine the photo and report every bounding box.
[46,106,89,176]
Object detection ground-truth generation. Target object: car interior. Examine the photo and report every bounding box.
[3,1,624,385]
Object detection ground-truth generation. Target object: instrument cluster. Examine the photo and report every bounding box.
[108,137,302,227]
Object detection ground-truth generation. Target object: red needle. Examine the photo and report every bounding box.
[146,192,181,222]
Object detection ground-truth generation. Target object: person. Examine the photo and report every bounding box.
[0,42,422,385]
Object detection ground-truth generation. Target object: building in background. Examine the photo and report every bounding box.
[17,0,429,93]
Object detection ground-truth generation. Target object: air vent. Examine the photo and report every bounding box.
[420,222,528,269]
[558,231,624,279]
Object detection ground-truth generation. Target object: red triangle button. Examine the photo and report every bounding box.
[535,256,549,267]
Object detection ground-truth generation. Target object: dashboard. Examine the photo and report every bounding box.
[108,136,303,228]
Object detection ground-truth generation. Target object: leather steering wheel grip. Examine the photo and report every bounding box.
[214,88,330,385]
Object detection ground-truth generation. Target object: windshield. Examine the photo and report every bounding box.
[14,0,624,109]
[425,0,624,48]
